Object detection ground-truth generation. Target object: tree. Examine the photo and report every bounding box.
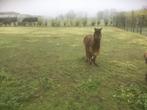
[22,17,38,26]
[82,17,88,26]
[0,17,17,26]
[104,19,109,26]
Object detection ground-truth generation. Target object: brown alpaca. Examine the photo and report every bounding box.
[83,28,102,65]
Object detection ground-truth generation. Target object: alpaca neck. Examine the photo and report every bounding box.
[93,39,100,49]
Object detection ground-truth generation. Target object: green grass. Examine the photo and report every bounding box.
[0,27,147,110]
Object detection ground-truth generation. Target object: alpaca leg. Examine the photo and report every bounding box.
[84,46,93,65]
[85,47,90,63]
[84,47,88,61]
[85,54,91,64]
[89,56,92,65]
[85,50,89,62]
[92,55,97,65]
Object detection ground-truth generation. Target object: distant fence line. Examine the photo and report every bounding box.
[112,10,147,36]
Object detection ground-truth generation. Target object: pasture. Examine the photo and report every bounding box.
[0,27,147,110]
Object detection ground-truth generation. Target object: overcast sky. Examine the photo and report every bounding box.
[0,0,147,16]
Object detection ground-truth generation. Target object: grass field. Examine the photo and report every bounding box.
[0,27,147,110]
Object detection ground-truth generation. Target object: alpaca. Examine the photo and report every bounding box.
[83,28,102,65]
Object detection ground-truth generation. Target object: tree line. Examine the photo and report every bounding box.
[0,9,147,35]
[0,11,102,27]
[0,16,100,27]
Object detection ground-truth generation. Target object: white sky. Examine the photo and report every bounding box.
[0,0,147,16]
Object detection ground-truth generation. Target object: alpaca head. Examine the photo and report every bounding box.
[94,28,102,40]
